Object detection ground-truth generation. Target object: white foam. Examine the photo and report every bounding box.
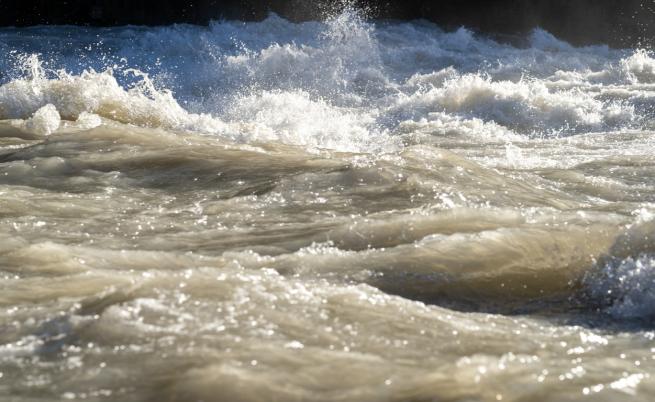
[633,205,655,224]
[23,104,60,135]
[224,89,391,152]
[0,12,653,151]
[587,253,655,319]
[621,49,655,83]
[585,211,655,319]
[74,111,102,129]
[391,72,635,136]
[0,57,228,134]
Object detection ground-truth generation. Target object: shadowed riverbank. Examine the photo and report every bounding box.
[0,0,653,47]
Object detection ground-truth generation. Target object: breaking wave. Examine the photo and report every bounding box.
[1,10,654,151]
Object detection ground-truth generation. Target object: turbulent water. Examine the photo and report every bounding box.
[1,10,655,402]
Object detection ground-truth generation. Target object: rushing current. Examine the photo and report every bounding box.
[1,9,655,401]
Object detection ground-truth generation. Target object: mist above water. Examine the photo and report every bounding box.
[1,9,655,402]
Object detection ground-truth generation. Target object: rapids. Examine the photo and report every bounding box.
[1,9,655,402]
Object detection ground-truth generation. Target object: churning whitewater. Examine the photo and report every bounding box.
[1,9,655,402]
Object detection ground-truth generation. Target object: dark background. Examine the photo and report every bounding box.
[0,0,653,47]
